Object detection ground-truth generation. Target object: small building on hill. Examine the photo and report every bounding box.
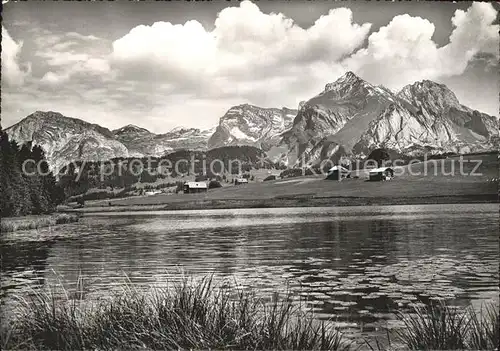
[368,167,394,181]
[235,178,249,185]
[326,165,350,181]
[184,182,208,193]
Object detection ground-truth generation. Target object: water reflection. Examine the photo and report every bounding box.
[1,204,498,335]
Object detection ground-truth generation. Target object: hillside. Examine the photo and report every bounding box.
[80,153,498,210]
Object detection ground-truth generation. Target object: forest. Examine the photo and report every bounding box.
[0,129,64,217]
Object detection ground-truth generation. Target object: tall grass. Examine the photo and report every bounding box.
[1,276,351,350]
[467,303,499,350]
[394,302,499,350]
[2,275,498,350]
[0,213,79,232]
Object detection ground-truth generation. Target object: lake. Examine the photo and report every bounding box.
[1,204,498,338]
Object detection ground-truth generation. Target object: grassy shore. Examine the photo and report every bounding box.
[71,154,497,212]
[1,277,498,350]
[1,277,349,350]
[70,193,498,214]
[1,213,79,233]
[391,303,499,350]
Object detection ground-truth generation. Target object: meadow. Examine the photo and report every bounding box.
[76,154,498,212]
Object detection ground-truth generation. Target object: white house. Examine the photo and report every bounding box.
[368,167,394,181]
[235,178,249,185]
[183,182,208,193]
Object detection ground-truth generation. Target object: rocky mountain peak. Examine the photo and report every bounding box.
[398,80,460,110]
[24,111,70,125]
[207,104,297,150]
[164,127,202,137]
[33,110,63,117]
[169,126,188,133]
[320,71,393,103]
[6,111,129,170]
[113,124,152,136]
[281,74,499,165]
[324,71,365,93]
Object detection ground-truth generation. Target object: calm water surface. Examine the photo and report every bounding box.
[1,204,498,335]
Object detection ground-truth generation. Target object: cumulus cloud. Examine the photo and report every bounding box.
[110,0,370,93]
[1,26,31,86]
[212,3,370,68]
[441,2,499,72]
[2,1,498,131]
[344,2,499,90]
[111,20,216,85]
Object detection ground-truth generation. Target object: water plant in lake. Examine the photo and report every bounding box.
[1,276,350,350]
[0,213,79,232]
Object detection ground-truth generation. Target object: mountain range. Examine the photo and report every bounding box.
[113,124,215,157]
[279,72,499,165]
[4,72,499,170]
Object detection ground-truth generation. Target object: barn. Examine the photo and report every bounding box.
[235,178,249,185]
[183,182,208,193]
[326,165,350,181]
[368,167,394,181]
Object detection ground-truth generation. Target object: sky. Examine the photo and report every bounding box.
[2,0,499,133]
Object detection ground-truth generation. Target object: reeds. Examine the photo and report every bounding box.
[2,275,498,350]
[0,213,79,232]
[467,303,499,350]
[394,302,499,350]
[1,276,350,350]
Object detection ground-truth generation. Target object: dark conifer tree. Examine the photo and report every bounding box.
[0,130,64,217]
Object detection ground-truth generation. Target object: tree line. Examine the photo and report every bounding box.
[0,130,64,217]
[57,145,270,198]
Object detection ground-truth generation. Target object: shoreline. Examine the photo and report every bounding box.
[66,193,498,214]
[1,213,80,232]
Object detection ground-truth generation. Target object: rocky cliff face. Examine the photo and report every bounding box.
[280,71,398,164]
[113,125,215,157]
[353,80,499,156]
[208,104,297,150]
[5,111,129,171]
[280,72,499,165]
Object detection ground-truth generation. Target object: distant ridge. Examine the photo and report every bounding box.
[5,72,498,170]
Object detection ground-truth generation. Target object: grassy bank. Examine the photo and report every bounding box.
[71,193,498,214]
[1,277,349,350]
[0,213,79,232]
[1,277,498,350]
[70,154,498,212]
[391,303,499,350]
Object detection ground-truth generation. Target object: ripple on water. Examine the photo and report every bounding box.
[1,204,498,342]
